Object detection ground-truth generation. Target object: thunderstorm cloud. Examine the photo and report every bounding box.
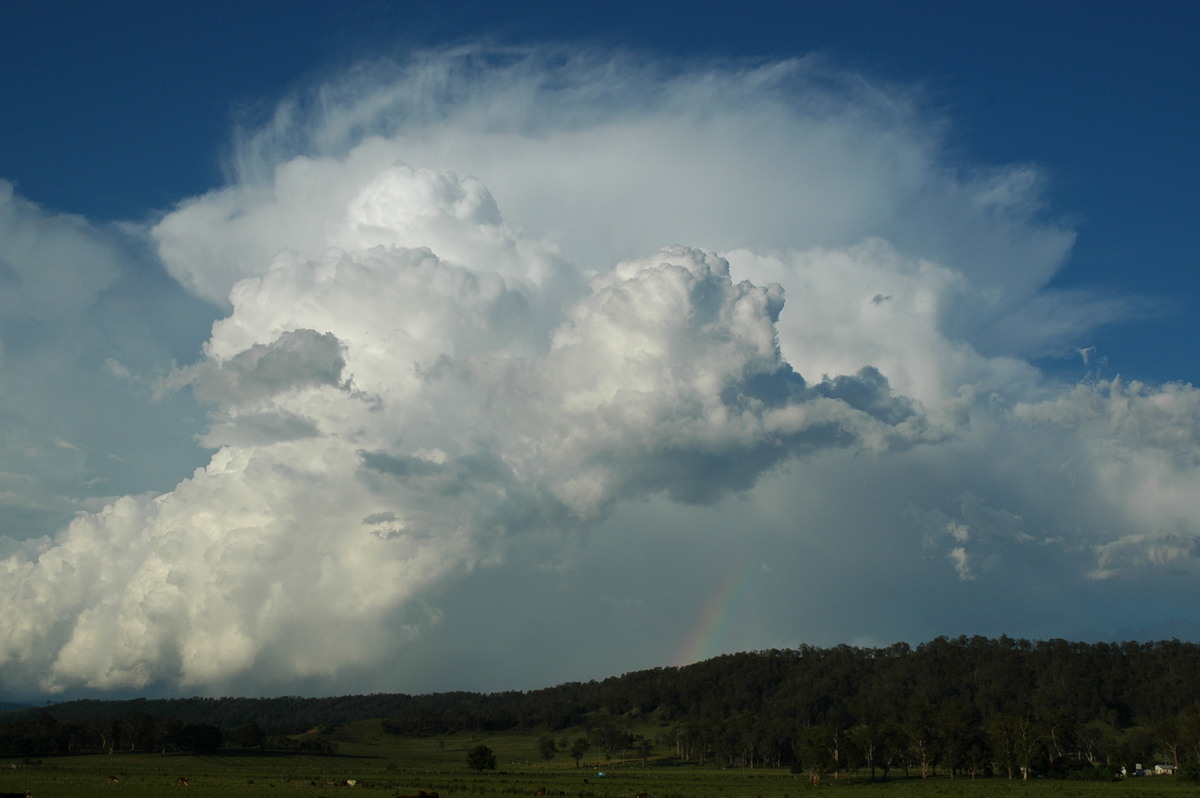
[1,47,1196,696]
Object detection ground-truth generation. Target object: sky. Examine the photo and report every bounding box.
[0,0,1198,700]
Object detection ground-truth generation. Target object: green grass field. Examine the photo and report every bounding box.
[0,723,1193,798]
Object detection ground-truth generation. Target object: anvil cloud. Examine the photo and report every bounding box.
[1,46,1197,696]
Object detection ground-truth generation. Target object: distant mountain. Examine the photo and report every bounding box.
[0,701,33,713]
[1113,618,1200,643]
[1067,618,1200,644]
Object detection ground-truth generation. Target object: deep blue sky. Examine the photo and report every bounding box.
[3,0,1197,382]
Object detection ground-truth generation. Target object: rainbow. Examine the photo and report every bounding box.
[674,562,757,666]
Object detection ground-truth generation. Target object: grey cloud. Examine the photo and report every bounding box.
[357,450,471,497]
[811,366,921,427]
[724,364,808,410]
[0,180,121,319]
[183,329,346,406]
[0,183,215,541]
[1016,378,1200,459]
[202,411,321,447]
[1091,531,1200,580]
[360,451,450,480]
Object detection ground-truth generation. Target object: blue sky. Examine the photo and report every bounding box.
[1,1,1198,699]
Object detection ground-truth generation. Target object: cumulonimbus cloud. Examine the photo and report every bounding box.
[1,45,1195,695]
[0,184,929,692]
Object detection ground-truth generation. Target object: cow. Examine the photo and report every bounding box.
[106,775,120,783]
[176,776,190,786]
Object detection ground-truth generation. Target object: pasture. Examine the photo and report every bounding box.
[0,723,1193,798]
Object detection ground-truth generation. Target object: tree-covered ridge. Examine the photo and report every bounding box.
[4,636,1200,776]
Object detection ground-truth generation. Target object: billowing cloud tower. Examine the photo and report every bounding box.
[2,48,1198,696]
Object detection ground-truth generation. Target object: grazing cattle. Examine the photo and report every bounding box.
[106,775,120,783]
[637,793,649,798]
[536,789,546,796]
[176,776,190,786]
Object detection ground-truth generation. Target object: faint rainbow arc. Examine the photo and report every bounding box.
[674,562,756,666]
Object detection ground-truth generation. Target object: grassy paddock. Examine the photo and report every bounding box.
[0,726,1193,798]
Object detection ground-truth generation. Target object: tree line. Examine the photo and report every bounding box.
[5,636,1200,778]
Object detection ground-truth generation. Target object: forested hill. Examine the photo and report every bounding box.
[6,636,1200,737]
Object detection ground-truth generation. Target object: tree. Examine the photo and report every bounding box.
[1178,761,1200,785]
[634,735,653,765]
[124,713,156,752]
[796,726,837,786]
[467,743,497,773]
[850,717,884,781]
[176,723,222,753]
[231,721,266,750]
[1154,715,1183,768]
[570,737,591,767]
[98,718,122,756]
[538,735,557,763]
[904,702,939,779]
[1077,718,1118,766]
[588,718,632,762]
[1113,726,1155,778]
[937,704,984,778]
[155,718,184,754]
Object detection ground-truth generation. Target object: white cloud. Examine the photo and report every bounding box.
[1,46,1195,695]
[1090,532,1200,580]
[3,171,931,691]
[1016,378,1200,579]
[948,547,976,581]
[152,49,1083,322]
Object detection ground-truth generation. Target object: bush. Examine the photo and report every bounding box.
[467,743,497,772]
